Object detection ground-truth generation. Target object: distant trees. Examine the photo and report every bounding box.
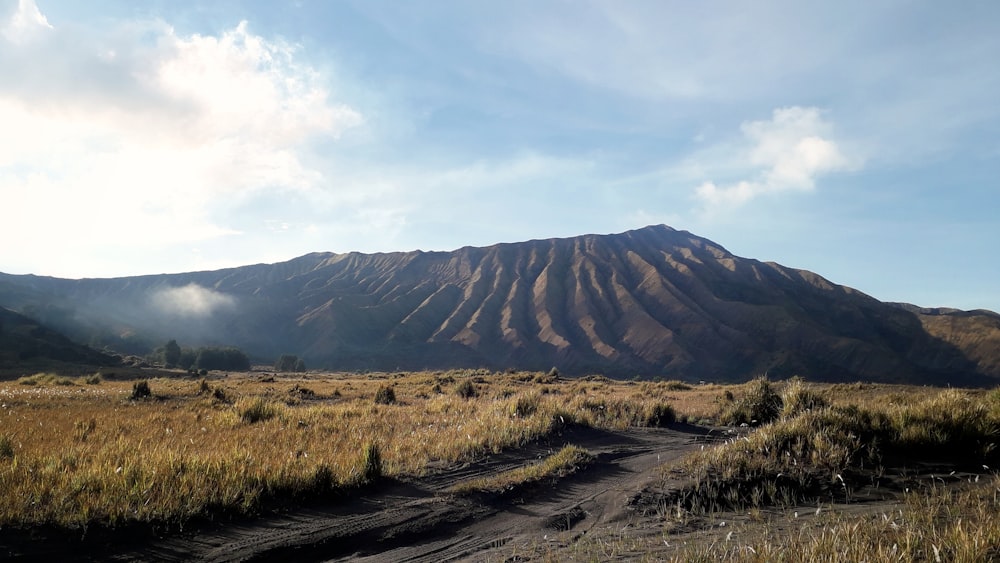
[193,347,251,371]
[275,354,306,373]
[150,340,250,372]
[163,339,181,368]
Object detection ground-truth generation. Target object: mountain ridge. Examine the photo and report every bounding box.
[1,225,997,384]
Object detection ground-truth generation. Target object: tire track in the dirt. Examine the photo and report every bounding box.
[105,425,709,563]
[344,426,710,562]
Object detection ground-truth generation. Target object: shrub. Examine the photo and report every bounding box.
[130,381,152,400]
[197,379,212,395]
[84,373,102,385]
[645,403,677,427]
[719,377,783,426]
[662,380,692,391]
[455,379,478,399]
[374,385,396,405]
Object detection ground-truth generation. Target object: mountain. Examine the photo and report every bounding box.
[1,225,998,384]
[0,307,118,367]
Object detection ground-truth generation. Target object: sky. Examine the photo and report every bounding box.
[1,0,998,312]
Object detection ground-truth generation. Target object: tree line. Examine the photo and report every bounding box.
[150,341,307,373]
[152,339,250,372]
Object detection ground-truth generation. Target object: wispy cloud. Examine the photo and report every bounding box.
[694,107,852,209]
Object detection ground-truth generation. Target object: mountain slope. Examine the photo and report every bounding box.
[0,307,118,367]
[0,225,996,383]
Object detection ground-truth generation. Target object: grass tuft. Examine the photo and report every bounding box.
[718,376,783,426]
[455,379,478,399]
[373,384,396,405]
[238,396,283,424]
[450,445,593,494]
[781,378,828,418]
[18,372,76,386]
[0,434,14,460]
[361,443,382,483]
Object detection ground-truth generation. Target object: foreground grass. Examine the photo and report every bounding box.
[669,381,1000,514]
[491,379,1000,562]
[512,476,1000,562]
[0,370,684,529]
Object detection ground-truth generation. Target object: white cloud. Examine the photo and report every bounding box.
[151,283,236,318]
[0,7,362,273]
[695,107,851,208]
[1,0,51,44]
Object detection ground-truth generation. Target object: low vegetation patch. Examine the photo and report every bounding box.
[666,387,1000,515]
[449,445,594,495]
[666,474,1000,562]
[17,372,76,386]
[237,396,284,424]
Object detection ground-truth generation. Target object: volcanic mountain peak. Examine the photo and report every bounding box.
[0,224,997,384]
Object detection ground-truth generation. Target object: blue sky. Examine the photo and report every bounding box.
[2,0,998,312]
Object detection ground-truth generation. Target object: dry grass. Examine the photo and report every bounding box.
[664,384,1000,515]
[660,476,1000,562]
[449,445,594,495]
[489,380,1000,562]
[0,370,693,529]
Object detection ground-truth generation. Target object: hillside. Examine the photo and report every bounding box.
[0,225,997,383]
[0,307,118,367]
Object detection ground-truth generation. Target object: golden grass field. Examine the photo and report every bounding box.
[0,369,694,528]
[2,369,1000,561]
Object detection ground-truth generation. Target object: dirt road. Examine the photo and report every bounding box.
[104,424,713,562]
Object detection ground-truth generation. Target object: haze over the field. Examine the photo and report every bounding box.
[1,0,998,312]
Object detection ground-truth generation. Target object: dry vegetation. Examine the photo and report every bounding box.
[449,444,595,495]
[4,369,1000,561]
[0,369,688,529]
[493,377,1000,562]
